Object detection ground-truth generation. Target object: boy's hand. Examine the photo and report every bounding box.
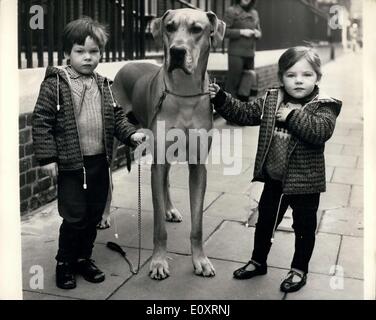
[40,162,58,181]
[131,132,147,146]
[209,83,220,99]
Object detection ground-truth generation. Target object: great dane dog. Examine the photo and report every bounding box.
[111,9,225,280]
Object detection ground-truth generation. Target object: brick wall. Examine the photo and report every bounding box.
[19,113,55,213]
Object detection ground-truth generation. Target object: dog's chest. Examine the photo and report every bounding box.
[156,94,212,130]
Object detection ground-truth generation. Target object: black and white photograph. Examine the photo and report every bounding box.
[0,0,375,308]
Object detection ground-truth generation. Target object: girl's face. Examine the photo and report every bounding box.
[282,58,319,99]
[67,36,101,75]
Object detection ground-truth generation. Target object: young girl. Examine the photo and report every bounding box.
[32,18,145,289]
[209,46,341,293]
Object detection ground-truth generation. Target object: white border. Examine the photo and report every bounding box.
[363,0,376,300]
[0,0,23,299]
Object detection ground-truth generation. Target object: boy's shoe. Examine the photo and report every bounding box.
[233,260,267,280]
[75,259,105,283]
[280,270,307,293]
[56,262,76,289]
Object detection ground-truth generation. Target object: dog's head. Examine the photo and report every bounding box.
[151,9,226,75]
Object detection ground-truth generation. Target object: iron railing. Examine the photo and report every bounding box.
[18,0,337,69]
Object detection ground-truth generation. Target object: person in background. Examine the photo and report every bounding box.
[223,0,262,103]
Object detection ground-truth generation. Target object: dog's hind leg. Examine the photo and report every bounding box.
[149,163,171,280]
[165,173,183,222]
[188,163,215,277]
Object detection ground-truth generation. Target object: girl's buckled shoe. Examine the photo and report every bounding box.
[233,260,267,280]
[280,270,307,293]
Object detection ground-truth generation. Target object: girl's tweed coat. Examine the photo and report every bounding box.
[32,66,137,170]
[212,88,342,194]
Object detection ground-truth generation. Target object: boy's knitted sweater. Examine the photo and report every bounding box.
[32,66,137,170]
[211,87,342,194]
[66,66,104,156]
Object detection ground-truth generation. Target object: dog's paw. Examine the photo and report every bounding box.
[192,256,216,277]
[165,208,183,223]
[149,257,170,280]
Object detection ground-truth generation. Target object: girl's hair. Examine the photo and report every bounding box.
[235,0,257,8]
[63,17,109,54]
[278,46,322,81]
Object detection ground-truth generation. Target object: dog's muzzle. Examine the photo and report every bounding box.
[168,46,189,73]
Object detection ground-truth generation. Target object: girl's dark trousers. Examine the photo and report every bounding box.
[251,176,320,273]
[55,154,109,263]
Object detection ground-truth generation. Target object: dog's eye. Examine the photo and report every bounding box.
[191,26,203,34]
[166,23,176,33]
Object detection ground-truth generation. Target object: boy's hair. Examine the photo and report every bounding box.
[63,17,108,55]
[278,46,322,81]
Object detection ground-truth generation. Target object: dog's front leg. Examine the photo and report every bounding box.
[150,163,170,280]
[189,164,215,277]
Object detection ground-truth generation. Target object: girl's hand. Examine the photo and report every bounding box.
[209,83,220,99]
[40,162,58,182]
[276,106,294,122]
[131,132,147,146]
[276,103,301,122]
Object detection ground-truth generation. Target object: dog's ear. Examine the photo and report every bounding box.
[151,10,172,46]
[206,11,226,47]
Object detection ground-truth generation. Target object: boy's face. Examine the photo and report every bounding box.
[67,36,101,75]
[282,58,319,99]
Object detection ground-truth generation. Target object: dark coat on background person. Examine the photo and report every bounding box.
[224,3,262,57]
[211,87,342,194]
[32,66,137,170]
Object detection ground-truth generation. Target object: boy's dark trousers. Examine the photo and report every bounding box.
[251,177,320,273]
[56,154,109,263]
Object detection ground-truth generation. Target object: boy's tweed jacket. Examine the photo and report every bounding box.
[212,88,342,194]
[32,66,137,170]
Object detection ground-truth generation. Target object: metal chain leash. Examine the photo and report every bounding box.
[106,162,142,275]
[136,162,142,272]
[128,163,142,274]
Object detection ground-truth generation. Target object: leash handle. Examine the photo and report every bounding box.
[106,241,137,274]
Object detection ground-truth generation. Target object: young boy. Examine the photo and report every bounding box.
[209,47,342,292]
[32,17,145,289]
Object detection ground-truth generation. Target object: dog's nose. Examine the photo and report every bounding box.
[170,47,186,60]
